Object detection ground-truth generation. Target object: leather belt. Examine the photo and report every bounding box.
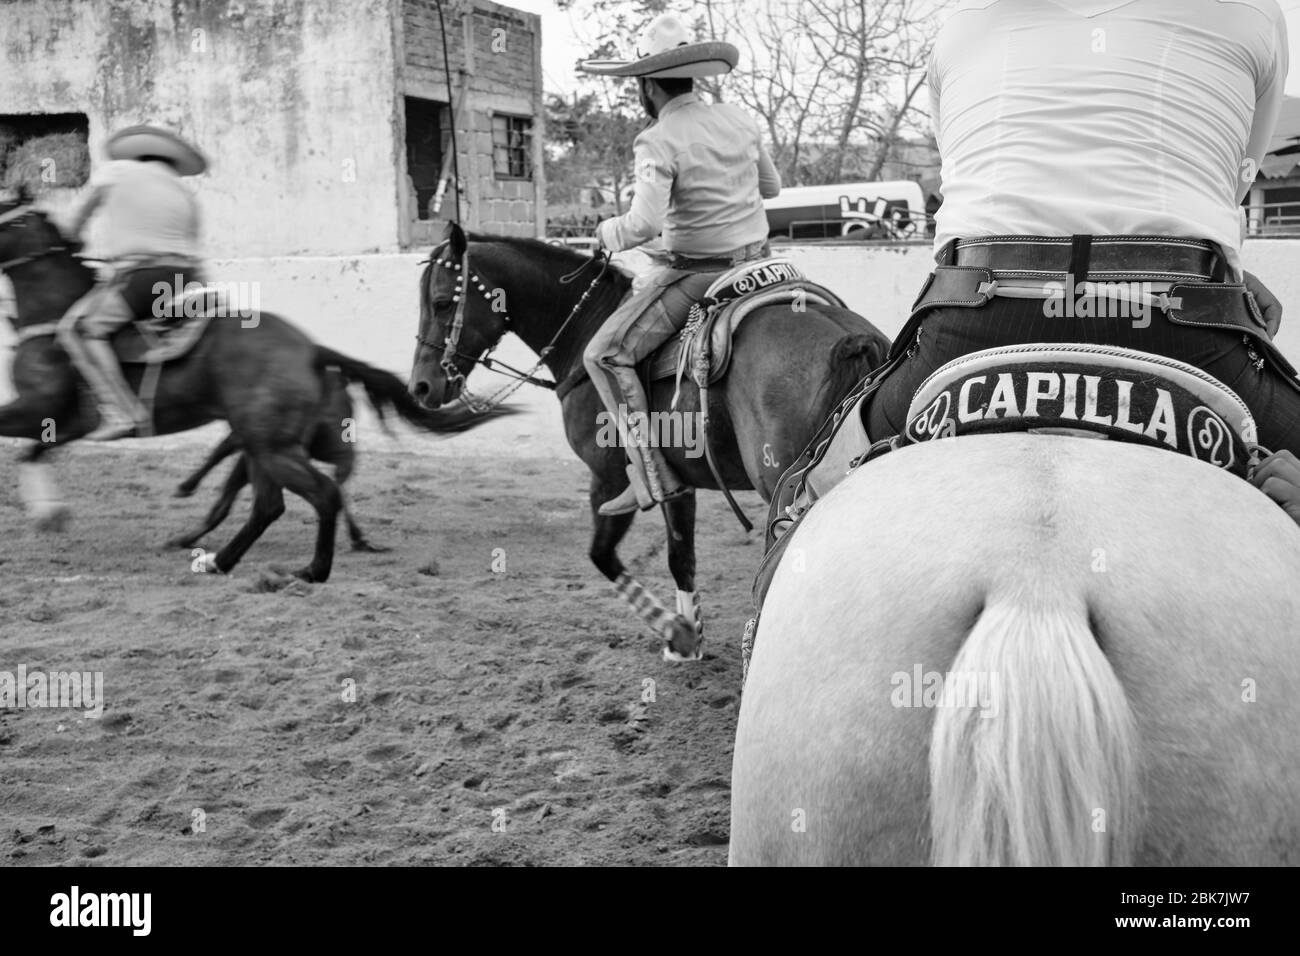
[670,240,771,272]
[943,235,1224,283]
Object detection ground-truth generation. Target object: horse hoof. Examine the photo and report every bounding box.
[292,567,320,583]
[173,484,196,499]
[33,505,71,533]
[662,643,704,663]
[166,534,199,550]
[192,552,222,574]
[661,616,703,662]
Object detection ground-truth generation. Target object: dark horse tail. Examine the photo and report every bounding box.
[314,346,513,432]
[817,332,892,413]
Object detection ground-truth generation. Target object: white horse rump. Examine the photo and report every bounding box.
[730,433,1300,865]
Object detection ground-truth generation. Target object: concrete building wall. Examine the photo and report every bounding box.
[0,0,402,257]
[0,0,544,259]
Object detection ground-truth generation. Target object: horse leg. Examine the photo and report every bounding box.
[0,387,85,531]
[588,473,700,661]
[252,449,342,582]
[17,441,71,532]
[318,432,384,553]
[661,491,704,659]
[175,432,238,498]
[340,486,385,553]
[197,457,286,576]
[167,453,250,549]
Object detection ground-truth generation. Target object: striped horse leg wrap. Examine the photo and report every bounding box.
[676,589,703,644]
[613,572,675,638]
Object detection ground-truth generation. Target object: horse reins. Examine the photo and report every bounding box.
[416,243,611,413]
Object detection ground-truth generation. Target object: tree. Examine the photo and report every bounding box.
[555,0,939,188]
[712,0,937,186]
[544,92,644,217]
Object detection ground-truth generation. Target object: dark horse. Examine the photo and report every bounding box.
[168,368,386,553]
[410,223,891,659]
[0,193,493,582]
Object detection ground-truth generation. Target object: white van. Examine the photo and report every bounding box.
[764,180,927,241]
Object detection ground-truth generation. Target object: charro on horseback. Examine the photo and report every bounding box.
[407,11,890,661]
[55,124,209,441]
[578,13,784,515]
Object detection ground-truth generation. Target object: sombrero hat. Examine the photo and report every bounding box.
[579,13,738,79]
[105,125,208,176]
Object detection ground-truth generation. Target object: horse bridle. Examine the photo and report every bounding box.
[415,239,611,412]
[0,203,85,344]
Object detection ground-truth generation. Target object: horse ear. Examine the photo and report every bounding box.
[447,221,467,258]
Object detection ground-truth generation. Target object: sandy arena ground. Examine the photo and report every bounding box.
[0,425,764,866]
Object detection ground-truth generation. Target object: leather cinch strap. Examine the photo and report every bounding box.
[944,235,1223,283]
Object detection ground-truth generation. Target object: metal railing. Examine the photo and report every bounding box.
[1247,201,1300,238]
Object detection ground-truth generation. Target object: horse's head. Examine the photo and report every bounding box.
[0,185,61,268]
[410,222,513,409]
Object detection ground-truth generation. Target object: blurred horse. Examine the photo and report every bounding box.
[168,369,385,553]
[0,193,497,581]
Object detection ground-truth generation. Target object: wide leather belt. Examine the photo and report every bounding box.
[671,240,771,272]
[946,236,1222,283]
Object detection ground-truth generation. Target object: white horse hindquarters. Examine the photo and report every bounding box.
[732,439,1005,866]
[730,434,1300,866]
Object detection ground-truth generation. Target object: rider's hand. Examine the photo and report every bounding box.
[1243,270,1282,339]
[1250,449,1300,526]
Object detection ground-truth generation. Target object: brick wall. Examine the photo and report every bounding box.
[400,0,544,243]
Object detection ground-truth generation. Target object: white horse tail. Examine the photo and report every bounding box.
[927,591,1140,866]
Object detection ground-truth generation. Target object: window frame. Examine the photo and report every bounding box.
[491,112,534,182]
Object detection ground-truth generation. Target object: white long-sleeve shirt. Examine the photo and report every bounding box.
[596,92,781,257]
[68,159,200,262]
[929,0,1290,278]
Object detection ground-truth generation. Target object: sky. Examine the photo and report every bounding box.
[506,0,1300,98]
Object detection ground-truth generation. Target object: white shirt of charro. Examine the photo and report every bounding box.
[929,0,1290,280]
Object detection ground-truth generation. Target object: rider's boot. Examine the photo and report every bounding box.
[598,368,689,516]
[69,335,146,441]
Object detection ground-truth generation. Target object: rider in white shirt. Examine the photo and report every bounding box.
[931,0,1288,281]
[864,0,1300,481]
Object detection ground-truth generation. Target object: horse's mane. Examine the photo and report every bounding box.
[433,234,630,373]
[470,233,632,288]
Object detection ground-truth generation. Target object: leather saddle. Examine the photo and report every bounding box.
[895,343,1258,473]
[644,258,846,396]
[111,286,226,364]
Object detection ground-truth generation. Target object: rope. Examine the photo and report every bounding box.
[435,0,462,228]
